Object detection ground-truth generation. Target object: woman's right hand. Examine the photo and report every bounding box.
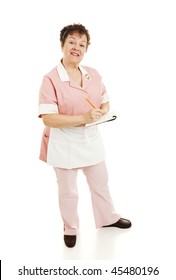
[83,109,103,124]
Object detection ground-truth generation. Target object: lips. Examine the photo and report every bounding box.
[71,52,79,56]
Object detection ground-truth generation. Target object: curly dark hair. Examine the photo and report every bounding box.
[60,23,90,48]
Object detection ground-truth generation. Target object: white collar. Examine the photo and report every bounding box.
[56,60,91,82]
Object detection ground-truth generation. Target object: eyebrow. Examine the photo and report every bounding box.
[68,36,87,43]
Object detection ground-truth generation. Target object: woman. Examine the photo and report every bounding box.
[38,23,131,248]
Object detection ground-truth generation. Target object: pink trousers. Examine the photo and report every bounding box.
[54,161,120,235]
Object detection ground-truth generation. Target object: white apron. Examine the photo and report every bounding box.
[47,125,105,169]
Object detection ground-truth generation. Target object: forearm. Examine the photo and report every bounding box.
[42,108,105,128]
[42,113,85,128]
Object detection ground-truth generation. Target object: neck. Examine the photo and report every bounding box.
[62,59,79,73]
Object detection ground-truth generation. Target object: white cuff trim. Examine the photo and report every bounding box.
[38,104,58,116]
[101,93,110,104]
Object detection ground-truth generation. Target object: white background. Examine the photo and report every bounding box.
[0,0,176,279]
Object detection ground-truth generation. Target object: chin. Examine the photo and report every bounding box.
[70,55,82,62]
[71,59,82,65]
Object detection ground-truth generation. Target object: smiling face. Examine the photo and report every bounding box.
[61,32,87,66]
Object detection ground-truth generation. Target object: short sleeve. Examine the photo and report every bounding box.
[100,77,110,104]
[38,76,59,117]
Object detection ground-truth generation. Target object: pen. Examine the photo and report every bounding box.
[85,97,96,109]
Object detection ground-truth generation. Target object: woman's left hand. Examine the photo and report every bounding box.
[100,102,110,115]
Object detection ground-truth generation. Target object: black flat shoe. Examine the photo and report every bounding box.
[103,218,132,229]
[64,235,77,248]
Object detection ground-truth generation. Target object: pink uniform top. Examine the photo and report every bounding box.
[38,61,109,169]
